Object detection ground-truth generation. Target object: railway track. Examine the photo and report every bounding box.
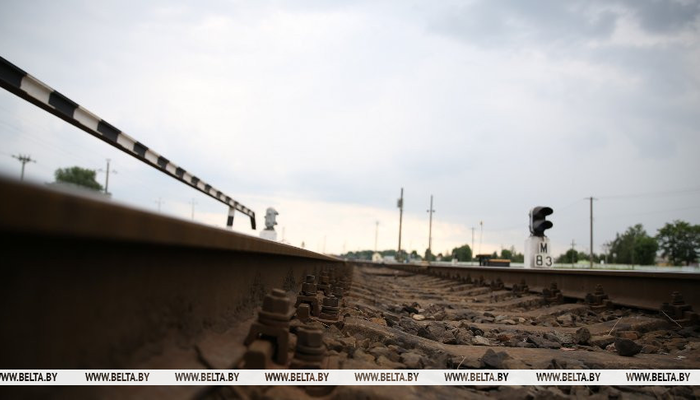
[2,177,700,399]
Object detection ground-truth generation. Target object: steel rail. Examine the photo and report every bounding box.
[385,263,700,312]
[0,56,256,229]
[0,177,345,369]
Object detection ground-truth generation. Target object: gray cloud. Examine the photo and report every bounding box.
[622,0,700,33]
[431,0,619,48]
[431,0,699,48]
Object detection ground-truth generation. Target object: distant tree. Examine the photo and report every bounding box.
[500,246,525,263]
[344,250,375,261]
[511,252,525,263]
[578,252,603,263]
[556,249,578,264]
[410,250,419,260]
[656,220,700,266]
[55,166,104,191]
[424,248,436,261]
[578,251,589,262]
[500,249,513,260]
[492,251,498,258]
[439,250,455,261]
[634,235,659,266]
[380,249,397,257]
[451,245,472,262]
[606,224,658,265]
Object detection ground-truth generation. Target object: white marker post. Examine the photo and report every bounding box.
[524,236,553,268]
[260,207,279,241]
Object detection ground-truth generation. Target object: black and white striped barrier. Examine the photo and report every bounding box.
[0,56,256,230]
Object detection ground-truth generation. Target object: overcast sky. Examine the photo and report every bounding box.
[1,0,699,257]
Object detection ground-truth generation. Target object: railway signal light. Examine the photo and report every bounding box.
[529,206,553,237]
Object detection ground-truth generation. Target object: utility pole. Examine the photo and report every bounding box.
[12,154,35,181]
[426,195,435,257]
[397,188,404,260]
[471,227,475,264]
[98,159,117,194]
[587,197,597,269]
[374,221,379,253]
[155,198,164,213]
[479,221,484,256]
[190,198,197,220]
[570,239,576,266]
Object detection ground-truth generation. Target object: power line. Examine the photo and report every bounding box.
[597,205,700,219]
[486,223,526,232]
[555,198,585,213]
[599,187,700,200]
[0,113,107,167]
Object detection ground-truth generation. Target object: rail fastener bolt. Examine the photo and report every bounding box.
[661,291,699,326]
[290,327,334,396]
[512,279,529,297]
[296,303,312,323]
[243,288,294,367]
[585,284,613,310]
[317,272,332,296]
[295,275,322,317]
[491,278,504,291]
[543,282,563,304]
[319,295,340,322]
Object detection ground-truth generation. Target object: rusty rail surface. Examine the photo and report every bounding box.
[0,177,347,369]
[385,263,700,312]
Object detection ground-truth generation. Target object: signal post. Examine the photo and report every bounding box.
[524,206,554,268]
